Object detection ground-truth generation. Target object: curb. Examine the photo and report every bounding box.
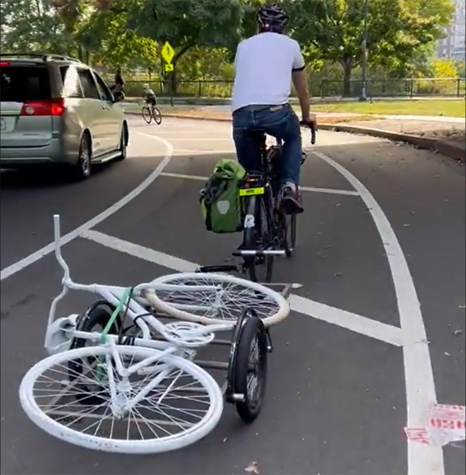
[324,123,465,162]
[125,111,465,162]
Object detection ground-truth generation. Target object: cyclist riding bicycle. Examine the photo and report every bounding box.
[142,83,157,107]
[231,3,315,215]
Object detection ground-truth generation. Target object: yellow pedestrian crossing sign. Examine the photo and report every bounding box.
[161,41,175,64]
[164,64,174,72]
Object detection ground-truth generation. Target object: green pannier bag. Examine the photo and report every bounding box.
[200,159,246,234]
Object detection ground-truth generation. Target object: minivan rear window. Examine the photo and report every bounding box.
[0,65,51,102]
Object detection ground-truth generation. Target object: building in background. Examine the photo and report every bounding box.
[437,0,465,60]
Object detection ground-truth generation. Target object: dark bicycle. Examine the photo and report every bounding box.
[233,122,316,283]
[141,103,162,125]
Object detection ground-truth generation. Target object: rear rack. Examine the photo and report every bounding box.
[0,53,81,64]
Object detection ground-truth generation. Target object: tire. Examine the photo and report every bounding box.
[72,133,92,180]
[244,196,274,283]
[233,316,268,423]
[281,213,297,258]
[152,107,162,125]
[142,106,152,124]
[115,123,128,161]
[19,345,224,454]
[145,272,289,328]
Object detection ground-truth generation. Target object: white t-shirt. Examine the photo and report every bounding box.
[231,32,305,112]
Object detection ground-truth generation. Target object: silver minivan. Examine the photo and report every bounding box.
[0,54,129,180]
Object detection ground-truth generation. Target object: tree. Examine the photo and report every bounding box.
[286,0,455,96]
[94,0,246,89]
[51,0,96,61]
[82,6,159,72]
[0,0,66,53]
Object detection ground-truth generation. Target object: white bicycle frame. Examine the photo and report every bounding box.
[46,214,241,355]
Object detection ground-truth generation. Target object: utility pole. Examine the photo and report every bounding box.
[359,0,369,102]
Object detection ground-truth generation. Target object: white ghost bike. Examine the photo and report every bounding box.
[18,215,290,455]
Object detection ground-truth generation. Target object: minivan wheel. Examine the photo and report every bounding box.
[116,125,128,161]
[73,135,92,180]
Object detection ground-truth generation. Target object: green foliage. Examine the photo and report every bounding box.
[1,0,66,53]
[123,0,246,62]
[0,0,458,91]
[287,0,453,69]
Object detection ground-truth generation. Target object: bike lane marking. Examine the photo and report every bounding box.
[0,131,173,281]
[313,150,444,475]
[80,228,403,347]
[159,172,360,196]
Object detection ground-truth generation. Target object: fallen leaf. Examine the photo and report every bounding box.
[245,461,260,474]
[454,330,463,336]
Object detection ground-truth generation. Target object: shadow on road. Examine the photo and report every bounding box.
[0,163,117,190]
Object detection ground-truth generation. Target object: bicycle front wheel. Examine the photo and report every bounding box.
[142,106,152,124]
[146,272,289,327]
[152,107,162,125]
[19,345,223,454]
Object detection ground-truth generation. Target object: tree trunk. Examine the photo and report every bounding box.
[342,62,353,97]
[169,44,194,95]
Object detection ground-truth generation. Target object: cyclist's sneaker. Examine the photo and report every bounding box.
[280,182,304,214]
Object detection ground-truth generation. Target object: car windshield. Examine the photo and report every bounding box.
[0,65,51,102]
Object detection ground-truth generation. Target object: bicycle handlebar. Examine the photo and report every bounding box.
[300,119,317,145]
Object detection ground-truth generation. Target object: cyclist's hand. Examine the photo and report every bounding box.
[299,114,317,145]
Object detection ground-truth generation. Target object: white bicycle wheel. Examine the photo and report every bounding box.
[19,345,223,454]
[146,272,289,327]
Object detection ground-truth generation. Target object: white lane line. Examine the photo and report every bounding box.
[161,172,207,181]
[173,149,236,155]
[82,230,198,272]
[314,151,443,475]
[0,131,173,281]
[300,186,359,196]
[166,138,232,142]
[160,172,360,196]
[80,229,402,347]
[290,294,402,346]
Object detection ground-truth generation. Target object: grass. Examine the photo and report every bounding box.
[125,96,466,120]
[125,98,465,117]
[124,104,376,124]
[310,98,466,117]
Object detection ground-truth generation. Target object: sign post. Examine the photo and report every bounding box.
[161,41,175,107]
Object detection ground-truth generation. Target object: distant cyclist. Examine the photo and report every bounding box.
[142,83,157,107]
[231,3,315,214]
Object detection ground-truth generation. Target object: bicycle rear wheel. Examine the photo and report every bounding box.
[280,212,297,258]
[146,272,289,327]
[142,106,152,124]
[243,195,274,283]
[152,107,162,125]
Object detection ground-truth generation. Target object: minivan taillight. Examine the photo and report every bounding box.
[20,98,65,117]
[0,61,10,66]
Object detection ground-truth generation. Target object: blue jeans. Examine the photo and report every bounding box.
[232,103,302,185]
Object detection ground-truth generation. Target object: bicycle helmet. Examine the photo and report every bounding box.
[258,3,289,32]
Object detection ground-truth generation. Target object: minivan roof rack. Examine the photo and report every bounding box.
[0,53,82,63]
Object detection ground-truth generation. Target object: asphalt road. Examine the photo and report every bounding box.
[1,117,465,475]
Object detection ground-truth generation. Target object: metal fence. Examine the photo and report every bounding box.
[122,77,466,99]
[320,77,466,98]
